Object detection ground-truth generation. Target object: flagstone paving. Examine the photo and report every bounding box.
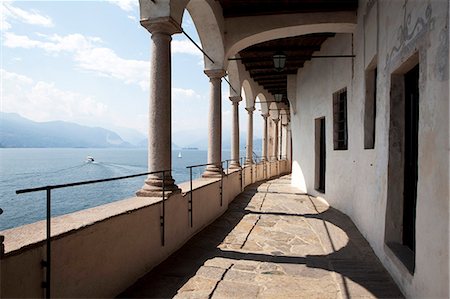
[120,175,403,299]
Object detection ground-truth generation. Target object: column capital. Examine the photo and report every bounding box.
[229,96,242,104]
[204,69,226,79]
[272,118,279,124]
[141,16,182,35]
[246,107,256,113]
[262,113,270,119]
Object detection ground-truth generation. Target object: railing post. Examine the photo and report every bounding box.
[220,162,223,207]
[239,160,243,192]
[264,161,267,179]
[0,235,4,258]
[189,167,193,228]
[0,208,4,259]
[161,171,165,247]
[42,188,51,299]
[242,164,245,189]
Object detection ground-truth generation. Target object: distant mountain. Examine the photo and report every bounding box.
[112,126,146,146]
[0,112,132,148]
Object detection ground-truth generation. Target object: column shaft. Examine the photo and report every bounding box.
[137,21,181,196]
[262,114,269,161]
[273,119,279,161]
[203,70,226,177]
[286,125,292,162]
[280,122,283,159]
[230,96,242,169]
[245,107,255,165]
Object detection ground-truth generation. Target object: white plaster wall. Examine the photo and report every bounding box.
[290,1,449,297]
[292,33,354,215]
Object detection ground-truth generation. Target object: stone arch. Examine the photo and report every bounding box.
[241,79,255,108]
[226,59,242,97]
[280,108,289,124]
[256,93,269,115]
[269,102,280,120]
[183,0,225,70]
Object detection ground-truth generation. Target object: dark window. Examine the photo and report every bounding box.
[364,67,377,149]
[403,64,419,254]
[333,88,348,150]
[315,118,326,192]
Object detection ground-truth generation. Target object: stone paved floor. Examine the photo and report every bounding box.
[120,175,403,299]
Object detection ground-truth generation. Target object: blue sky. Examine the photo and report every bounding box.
[1,0,262,146]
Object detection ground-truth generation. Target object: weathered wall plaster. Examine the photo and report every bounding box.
[290,1,449,297]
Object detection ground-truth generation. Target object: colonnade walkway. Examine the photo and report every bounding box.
[120,175,403,299]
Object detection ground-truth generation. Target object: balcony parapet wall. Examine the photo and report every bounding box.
[0,159,290,298]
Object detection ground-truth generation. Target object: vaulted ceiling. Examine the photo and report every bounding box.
[218,0,358,104]
[236,33,335,102]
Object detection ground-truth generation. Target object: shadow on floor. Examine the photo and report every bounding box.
[118,178,403,298]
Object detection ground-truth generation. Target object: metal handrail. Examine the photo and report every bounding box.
[185,157,247,227]
[186,161,223,228]
[15,169,170,299]
[16,171,168,194]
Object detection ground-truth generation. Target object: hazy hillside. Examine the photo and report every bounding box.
[0,112,132,148]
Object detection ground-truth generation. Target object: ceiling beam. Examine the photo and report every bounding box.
[242,45,321,52]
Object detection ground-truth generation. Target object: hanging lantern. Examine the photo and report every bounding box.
[273,51,286,72]
[274,93,283,102]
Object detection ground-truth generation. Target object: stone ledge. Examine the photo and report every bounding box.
[0,173,238,257]
[0,195,162,256]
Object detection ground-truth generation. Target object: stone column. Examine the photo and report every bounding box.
[229,96,242,169]
[245,107,255,165]
[280,121,284,159]
[262,113,269,161]
[203,69,226,177]
[137,18,181,197]
[272,118,279,161]
[286,123,292,162]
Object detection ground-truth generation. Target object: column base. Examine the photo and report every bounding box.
[244,158,253,166]
[229,161,241,169]
[136,175,181,197]
[202,164,224,178]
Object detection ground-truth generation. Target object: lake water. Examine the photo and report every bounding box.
[0,148,250,231]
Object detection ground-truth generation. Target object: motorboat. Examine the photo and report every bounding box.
[86,156,95,163]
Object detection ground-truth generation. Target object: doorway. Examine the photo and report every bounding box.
[315,118,326,192]
[385,58,420,274]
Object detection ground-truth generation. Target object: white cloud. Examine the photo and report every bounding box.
[1,10,12,31]
[75,47,149,89]
[3,32,150,90]
[172,87,201,99]
[172,39,202,56]
[127,15,137,22]
[106,0,138,12]
[1,69,108,123]
[3,32,98,52]
[2,2,53,29]
[1,68,33,85]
